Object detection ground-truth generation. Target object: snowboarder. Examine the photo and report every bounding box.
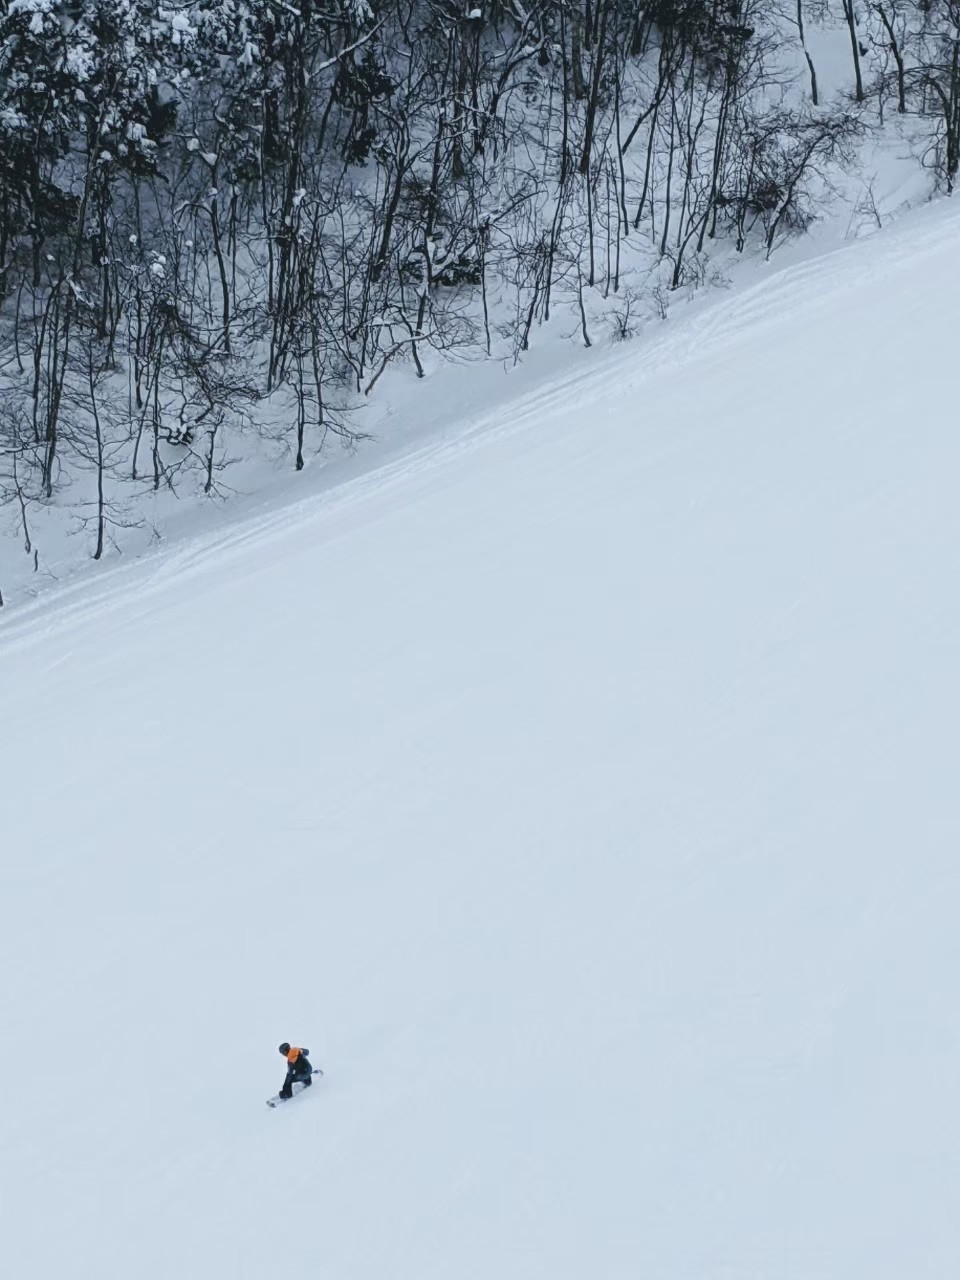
[277,1042,313,1101]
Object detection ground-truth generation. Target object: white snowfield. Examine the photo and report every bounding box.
[2,203,959,1280]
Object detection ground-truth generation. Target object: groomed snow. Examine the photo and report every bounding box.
[2,200,959,1279]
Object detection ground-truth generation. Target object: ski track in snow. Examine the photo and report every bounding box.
[1,198,959,1280]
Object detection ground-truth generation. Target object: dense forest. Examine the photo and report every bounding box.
[1,0,958,566]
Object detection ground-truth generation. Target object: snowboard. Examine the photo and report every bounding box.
[266,1068,323,1107]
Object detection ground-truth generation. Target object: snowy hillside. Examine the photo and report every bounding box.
[2,200,959,1279]
[6,0,955,584]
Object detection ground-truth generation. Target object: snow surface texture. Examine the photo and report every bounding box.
[2,200,959,1278]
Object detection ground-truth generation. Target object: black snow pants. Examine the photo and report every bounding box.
[280,1053,313,1099]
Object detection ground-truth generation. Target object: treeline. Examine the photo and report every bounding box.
[0,0,956,564]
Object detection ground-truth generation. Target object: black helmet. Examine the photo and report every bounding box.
[278,1042,290,1055]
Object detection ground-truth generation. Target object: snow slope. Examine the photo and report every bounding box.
[2,201,959,1279]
